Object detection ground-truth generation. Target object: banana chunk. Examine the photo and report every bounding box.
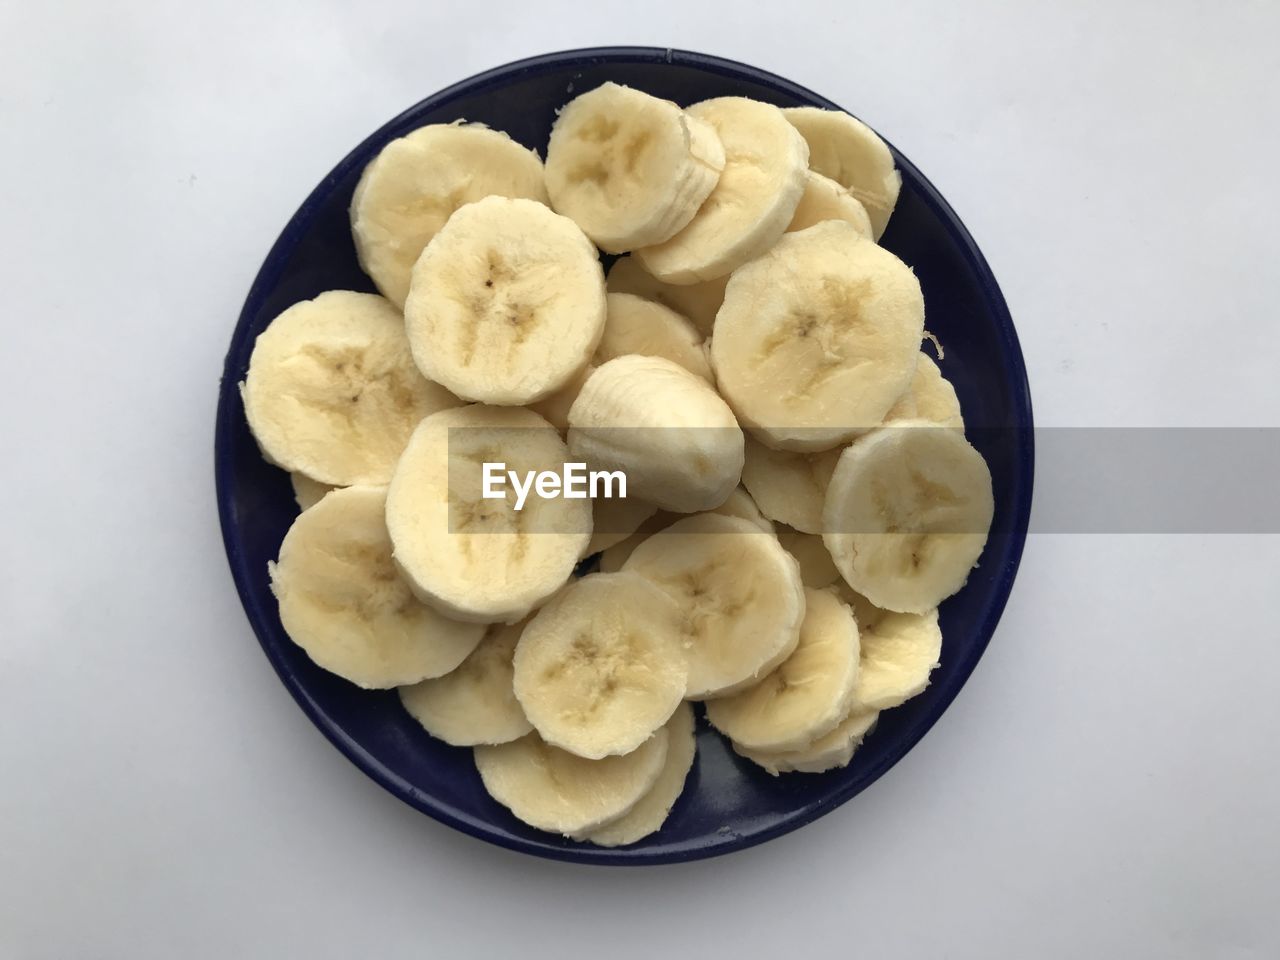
[568,356,744,513]
[386,405,591,624]
[475,729,669,836]
[886,353,964,430]
[710,486,774,533]
[581,702,696,846]
[404,196,606,405]
[269,486,485,688]
[399,619,533,746]
[836,585,943,709]
[351,123,547,308]
[623,514,805,699]
[606,255,728,338]
[783,107,901,239]
[513,573,687,759]
[740,437,842,534]
[636,97,809,284]
[290,473,334,511]
[596,293,712,382]
[243,291,461,486]
[705,587,860,752]
[546,82,725,253]
[823,422,993,614]
[776,526,841,588]
[787,170,873,238]
[711,221,925,451]
[735,708,878,776]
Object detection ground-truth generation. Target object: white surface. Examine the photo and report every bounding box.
[2,1,1278,957]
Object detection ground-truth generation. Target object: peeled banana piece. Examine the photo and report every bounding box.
[710,486,774,533]
[596,293,712,382]
[776,525,841,588]
[606,255,728,338]
[837,585,943,710]
[269,486,486,688]
[546,82,725,253]
[290,473,334,511]
[740,436,842,534]
[351,122,547,308]
[887,353,964,430]
[735,708,878,776]
[787,170,873,238]
[584,494,660,557]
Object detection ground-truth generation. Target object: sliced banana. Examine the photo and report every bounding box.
[711,221,925,451]
[386,405,591,623]
[528,362,594,433]
[269,486,485,688]
[783,107,901,239]
[596,293,712,382]
[787,170,873,238]
[351,123,547,308]
[606,255,728,338]
[596,512,676,572]
[398,619,533,746]
[623,513,804,699]
[635,97,808,284]
[474,729,669,837]
[710,486,774,533]
[568,355,744,513]
[823,421,993,613]
[705,587,859,752]
[776,525,840,588]
[580,702,696,846]
[735,708,878,776]
[243,291,461,486]
[836,585,943,709]
[740,436,841,534]
[290,473,334,511]
[887,353,964,430]
[584,495,659,556]
[404,196,606,405]
[545,82,725,253]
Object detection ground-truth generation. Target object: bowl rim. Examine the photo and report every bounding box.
[215,45,1035,866]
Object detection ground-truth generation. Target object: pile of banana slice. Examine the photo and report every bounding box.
[242,82,995,845]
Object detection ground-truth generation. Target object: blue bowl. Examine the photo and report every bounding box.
[215,47,1034,865]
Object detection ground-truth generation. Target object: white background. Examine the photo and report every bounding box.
[3,1,1278,957]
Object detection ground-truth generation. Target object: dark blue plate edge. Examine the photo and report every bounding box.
[214,45,1035,867]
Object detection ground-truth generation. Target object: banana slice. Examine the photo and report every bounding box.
[836,585,943,709]
[350,123,547,308]
[269,486,485,688]
[474,729,669,837]
[580,702,696,846]
[787,170,873,238]
[596,512,677,572]
[710,486,774,533]
[596,293,712,382]
[568,356,744,513]
[711,221,925,451]
[528,362,594,433]
[606,255,728,338]
[512,573,686,759]
[776,525,840,588]
[623,513,804,699]
[404,196,606,405]
[243,291,462,486]
[740,437,842,534]
[290,473,334,511]
[886,353,964,430]
[545,83,726,253]
[584,495,659,556]
[398,619,533,746]
[783,107,901,239]
[705,587,859,751]
[635,97,808,284]
[735,708,878,776]
[386,405,591,623]
[823,421,993,613]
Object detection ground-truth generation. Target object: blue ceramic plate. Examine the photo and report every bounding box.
[215,47,1034,865]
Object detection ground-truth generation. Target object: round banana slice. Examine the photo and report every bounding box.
[740,437,842,534]
[398,619,533,746]
[474,729,669,837]
[734,708,878,776]
[623,513,805,699]
[386,405,591,624]
[705,587,860,752]
[836,585,943,709]
[513,573,687,759]
[528,362,594,434]
[776,525,840,588]
[787,170,873,238]
[711,220,925,451]
[886,353,964,430]
[580,702,696,846]
[596,293,712,382]
[404,196,606,405]
[709,486,774,533]
[783,107,901,239]
[823,421,993,614]
[635,97,809,284]
[568,356,744,513]
[584,495,659,557]
[350,123,547,307]
[606,255,728,338]
[290,473,334,511]
[243,291,462,486]
[269,486,486,688]
[546,82,726,253]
